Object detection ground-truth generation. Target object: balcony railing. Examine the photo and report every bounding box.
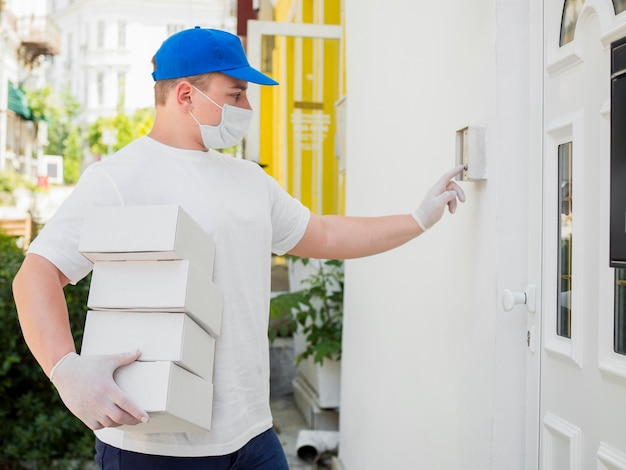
[16,16,60,66]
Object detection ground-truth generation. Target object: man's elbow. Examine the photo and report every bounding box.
[13,254,68,301]
[12,261,30,303]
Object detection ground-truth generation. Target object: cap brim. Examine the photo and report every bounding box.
[221,66,278,86]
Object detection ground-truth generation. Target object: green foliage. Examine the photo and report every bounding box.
[87,107,154,157]
[130,108,155,141]
[26,86,155,185]
[0,234,94,468]
[269,258,344,365]
[63,127,84,185]
[268,290,304,342]
[0,171,37,206]
[26,86,85,185]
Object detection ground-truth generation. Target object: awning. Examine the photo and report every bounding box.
[7,82,32,120]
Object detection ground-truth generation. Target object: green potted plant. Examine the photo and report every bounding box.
[269,257,343,364]
[269,257,343,408]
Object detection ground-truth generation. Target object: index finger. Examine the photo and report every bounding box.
[438,165,465,184]
[111,385,149,424]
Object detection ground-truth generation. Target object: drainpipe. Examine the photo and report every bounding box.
[295,430,340,463]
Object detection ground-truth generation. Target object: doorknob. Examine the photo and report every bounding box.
[502,285,536,313]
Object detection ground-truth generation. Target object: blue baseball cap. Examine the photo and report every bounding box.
[152,26,278,85]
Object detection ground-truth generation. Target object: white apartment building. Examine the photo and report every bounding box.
[46,0,237,123]
[0,0,57,175]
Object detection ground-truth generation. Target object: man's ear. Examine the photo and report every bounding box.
[175,81,194,110]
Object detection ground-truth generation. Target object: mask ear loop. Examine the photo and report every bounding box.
[189,111,202,126]
[189,107,225,130]
[192,85,223,110]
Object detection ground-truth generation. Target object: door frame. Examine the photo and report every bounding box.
[244,20,342,163]
[526,2,543,468]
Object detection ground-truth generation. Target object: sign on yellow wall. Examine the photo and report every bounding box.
[258,0,345,216]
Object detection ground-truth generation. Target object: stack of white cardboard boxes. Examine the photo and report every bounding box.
[78,205,223,433]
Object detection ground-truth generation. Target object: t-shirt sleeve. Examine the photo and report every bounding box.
[27,165,123,285]
[267,176,311,256]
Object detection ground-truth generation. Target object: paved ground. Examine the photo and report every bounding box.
[272,393,341,470]
[271,395,318,469]
[270,337,331,469]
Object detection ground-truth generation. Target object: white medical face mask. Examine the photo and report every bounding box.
[189,85,253,150]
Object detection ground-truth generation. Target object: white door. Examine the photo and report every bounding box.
[537,1,626,468]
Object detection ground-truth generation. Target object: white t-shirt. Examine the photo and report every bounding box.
[28,136,311,457]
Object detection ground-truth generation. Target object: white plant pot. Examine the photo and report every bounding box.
[297,355,341,409]
[288,257,342,409]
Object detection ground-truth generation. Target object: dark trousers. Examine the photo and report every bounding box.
[94,428,289,469]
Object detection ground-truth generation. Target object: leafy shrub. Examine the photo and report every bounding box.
[269,258,343,364]
[0,171,37,206]
[0,234,94,469]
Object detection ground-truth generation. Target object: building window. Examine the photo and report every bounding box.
[560,0,584,46]
[117,71,126,107]
[228,0,237,16]
[97,20,105,49]
[118,20,126,48]
[167,24,184,37]
[97,71,104,106]
[65,32,73,70]
[557,142,573,339]
[261,36,275,75]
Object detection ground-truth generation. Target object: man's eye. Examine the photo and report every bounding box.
[233,93,241,101]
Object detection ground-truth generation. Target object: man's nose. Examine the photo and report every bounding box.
[242,95,252,110]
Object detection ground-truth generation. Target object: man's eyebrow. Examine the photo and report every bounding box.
[230,83,248,91]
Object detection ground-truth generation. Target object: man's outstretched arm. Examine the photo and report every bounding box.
[290,165,466,260]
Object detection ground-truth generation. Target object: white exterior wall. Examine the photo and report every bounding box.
[46,0,235,123]
[340,1,530,468]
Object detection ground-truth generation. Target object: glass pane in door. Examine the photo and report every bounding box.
[558,142,573,338]
[560,0,584,46]
[614,0,626,15]
[615,269,626,355]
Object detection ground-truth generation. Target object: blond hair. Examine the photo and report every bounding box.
[152,55,213,106]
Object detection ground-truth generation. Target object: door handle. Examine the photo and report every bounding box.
[502,285,536,313]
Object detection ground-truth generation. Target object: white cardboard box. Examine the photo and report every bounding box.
[79,205,215,277]
[81,311,216,380]
[88,260,223,337]
[114,361,214,433]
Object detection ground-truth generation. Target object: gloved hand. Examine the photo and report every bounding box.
[50,351,149,430]
[412,165,466,231]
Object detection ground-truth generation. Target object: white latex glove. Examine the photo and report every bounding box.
[50,351,149,430]
[412,165,466,231]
